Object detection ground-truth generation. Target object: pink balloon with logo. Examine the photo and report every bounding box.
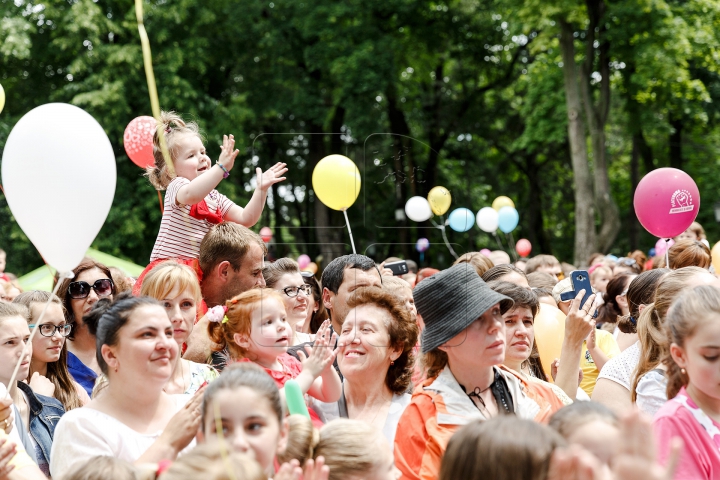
[123,116,156,168]
[654,238,675,257]
[634,168,700,239]
[298,254,311,269]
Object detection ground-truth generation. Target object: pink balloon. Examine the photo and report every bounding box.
[480,248,492,257]
[260,226,273,243]
[123,116,156,168]
[634,168,700,238]
[515,239,532,258]
[654,238,675,257]
[298,254,311,269]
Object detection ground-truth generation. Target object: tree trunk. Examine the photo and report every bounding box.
[559,20,597,266]
[580,0,621,253]
[386,85,411,259]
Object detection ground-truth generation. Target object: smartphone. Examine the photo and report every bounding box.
[569,270,594,310]
[385,260,409,276]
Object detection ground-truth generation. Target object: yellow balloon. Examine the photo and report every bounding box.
[312,154,361,211]
[0,83,5,115]
[712,241,720,273]
[492,195,515,211]
[534,303,566,382]
[427,186,451,215]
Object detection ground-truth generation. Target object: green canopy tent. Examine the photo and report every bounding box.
[17,248,145,292]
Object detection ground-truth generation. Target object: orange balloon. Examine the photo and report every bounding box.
[533,303,566,382]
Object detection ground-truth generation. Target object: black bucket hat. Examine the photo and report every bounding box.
[414,263,513,353]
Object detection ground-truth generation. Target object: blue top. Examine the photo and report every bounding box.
[67,351,97,397]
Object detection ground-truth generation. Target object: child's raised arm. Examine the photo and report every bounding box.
[293,321,341,403]
[225,162,287,227]
[176,134,239,206]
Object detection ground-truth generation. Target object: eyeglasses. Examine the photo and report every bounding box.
[29,323,72,338]
[282,285,312,298]
[67,279,114,299]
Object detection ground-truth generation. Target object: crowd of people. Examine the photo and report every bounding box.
[0,112,718,480]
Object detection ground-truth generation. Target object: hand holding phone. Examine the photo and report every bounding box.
[384,260,409,276]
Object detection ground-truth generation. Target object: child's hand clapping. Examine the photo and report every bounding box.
[257,162,288,191]
[298,320,339,378]
[218,134,239,171]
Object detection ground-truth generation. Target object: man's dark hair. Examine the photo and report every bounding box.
[320,254,381,294]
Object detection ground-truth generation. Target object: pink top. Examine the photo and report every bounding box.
[654,387,720,480]
[150,177,235,261]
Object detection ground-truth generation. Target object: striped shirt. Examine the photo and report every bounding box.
[150,177,235,261]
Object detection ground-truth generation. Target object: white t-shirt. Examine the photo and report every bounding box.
[150,177,235,261]
[636,369,667,417]
[50,394,192,479]
[597,341,641,390]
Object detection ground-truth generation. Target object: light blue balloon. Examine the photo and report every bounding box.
[448,208,475,232]
[497,206,519,233]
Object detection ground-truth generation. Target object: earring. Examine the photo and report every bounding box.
[681,368,686,375]
[390,360,395,365]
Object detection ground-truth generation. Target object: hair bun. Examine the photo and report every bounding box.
[83,297,113,336]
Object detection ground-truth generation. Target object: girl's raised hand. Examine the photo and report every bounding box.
[218,134,239,172]
[257,162,288,191]
[565,290,599,345]
[298,320,338,378]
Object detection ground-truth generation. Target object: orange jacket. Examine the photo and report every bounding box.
[394,366,543,480]
[500,366,571,423]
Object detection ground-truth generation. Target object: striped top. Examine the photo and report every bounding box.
[150,177,235,261]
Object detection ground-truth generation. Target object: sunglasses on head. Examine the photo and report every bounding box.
[67,278,114,299]
[617,257,637,266]
[300,271,315,278]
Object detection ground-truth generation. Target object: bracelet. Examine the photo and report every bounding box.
[216,163,230,179]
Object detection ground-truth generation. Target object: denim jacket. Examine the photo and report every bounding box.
[17,382,65,475]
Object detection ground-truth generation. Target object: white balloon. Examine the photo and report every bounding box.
[2,103,116,273]
[405,196,433,222]
[476,207,499,233]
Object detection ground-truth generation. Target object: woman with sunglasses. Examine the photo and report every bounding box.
[262,258,314,345]
[57,259,116,397]
[13,291,90,410]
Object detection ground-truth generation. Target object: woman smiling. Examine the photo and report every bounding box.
[336,287,418,444]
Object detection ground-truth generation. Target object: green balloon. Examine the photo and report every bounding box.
[284,379,310,419]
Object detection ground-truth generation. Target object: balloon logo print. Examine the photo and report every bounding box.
[123,116,157,168]
[670,190,694,214]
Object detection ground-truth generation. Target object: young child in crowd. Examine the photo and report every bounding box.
[589,264,612,296]
[145,111,287,264]
[206,290,341,428]
[655,285,720,479]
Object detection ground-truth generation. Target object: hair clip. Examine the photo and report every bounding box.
[165,126,172,134]
[207,305,228,323]
[222,315,229,324]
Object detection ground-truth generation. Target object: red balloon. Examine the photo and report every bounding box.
[260,226,273,243]
[634,168,700,239]
[516,239,532,258]
[123,116,156,168]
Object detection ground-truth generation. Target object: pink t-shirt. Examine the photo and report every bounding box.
[150,177,235,261]
[654,387,720,480]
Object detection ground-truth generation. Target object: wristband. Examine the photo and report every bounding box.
[216,163,230,178]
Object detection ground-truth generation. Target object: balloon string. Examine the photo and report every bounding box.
[665,238,670,268]
[508,232,518,261]
[439,217,459,260]
[134,0,175,177]
[493,232,504,251]
[156,190,164,214]
[5,271,69,400]
[343,210,356,254]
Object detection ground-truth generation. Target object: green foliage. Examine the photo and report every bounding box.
[2,0,720,275]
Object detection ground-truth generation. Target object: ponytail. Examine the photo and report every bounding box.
[145,110,201,190]
[631,304,665,402]
[278,415,319,466]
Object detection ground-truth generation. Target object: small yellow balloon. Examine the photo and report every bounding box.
[428,186,452,215]
[312,154,361,211]
[712,241,720,273]
[492,195,515,211]
[0,83,5,115]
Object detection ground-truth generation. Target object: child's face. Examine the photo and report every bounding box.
[201,387,286,475]
[173,134,211,181]
[591,268,611,294]
[236,298,290,364]
[671,315,720,403]
[566,420,619,467]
